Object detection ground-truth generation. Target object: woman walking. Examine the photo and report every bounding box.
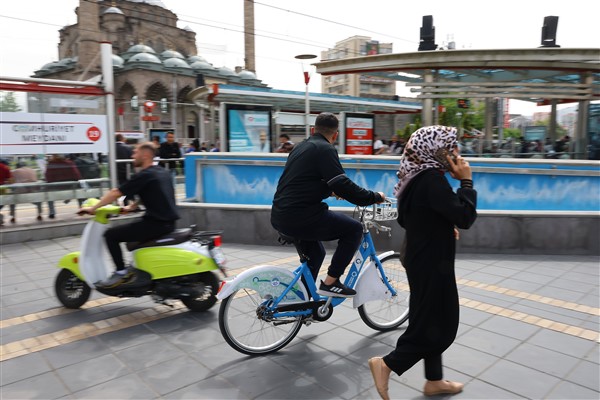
[368,126,477,399]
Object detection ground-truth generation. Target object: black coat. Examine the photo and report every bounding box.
[384,168,477,373]
[158,142,182,171]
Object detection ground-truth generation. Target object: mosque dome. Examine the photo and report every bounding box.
[121,44,157,61]
[218,66,236,76]
[112,54,125,68]
[160,50,185,60]
[57,57,77,67]
[103,6,124,15]
[238,70,257,80]
[190,60,215,71]
[163,57,191,69]
[125,44,156,55]
[40,61,62,71]
[127,52,162,64]
[187,55,207,63]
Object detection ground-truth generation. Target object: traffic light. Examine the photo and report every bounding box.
[143,101,155,113]
[457,99,470,109]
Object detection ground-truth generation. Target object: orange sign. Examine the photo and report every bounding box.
[141,116,160,121]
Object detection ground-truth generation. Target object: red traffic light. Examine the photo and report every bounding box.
[143,101,155,113]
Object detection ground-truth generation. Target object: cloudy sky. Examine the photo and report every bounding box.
[0,0,597,114]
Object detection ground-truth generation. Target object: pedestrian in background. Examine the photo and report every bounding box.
[45,154,81,219]
[9,161,43,223]
[368,126,477,399]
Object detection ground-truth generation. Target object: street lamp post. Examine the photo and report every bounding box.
[295,54,317,138]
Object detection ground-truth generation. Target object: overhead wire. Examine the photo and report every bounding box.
[1,0,418,71]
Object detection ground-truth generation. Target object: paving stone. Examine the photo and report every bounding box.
[566,360,600,391]
[0,352,52,386]
[56,353,129,393]
[72,373,158,399]
[0,371,70,399]
[478,359,562,399]
[42,337,110,369]
[136,355,212,396]
[455,327,521,357]
[546,380,600,399]
[505,342,581,378]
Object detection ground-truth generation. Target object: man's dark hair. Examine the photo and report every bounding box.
[315,112,339,136]
[279,133,290,140]
[115,133,124,142]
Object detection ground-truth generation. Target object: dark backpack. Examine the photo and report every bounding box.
[75,156,101,179]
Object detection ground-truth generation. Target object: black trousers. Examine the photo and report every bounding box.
[382,257,459,381]
[104,218,175,270]
[272,210,363,281]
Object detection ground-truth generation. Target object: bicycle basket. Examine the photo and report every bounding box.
[364,197,398,221]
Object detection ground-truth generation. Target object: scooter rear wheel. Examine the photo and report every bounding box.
[180,272,219,312]
[55,269,91,309]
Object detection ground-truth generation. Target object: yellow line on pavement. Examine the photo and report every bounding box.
[457,278,600,316]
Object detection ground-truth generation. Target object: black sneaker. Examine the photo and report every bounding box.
[316,279,356,298]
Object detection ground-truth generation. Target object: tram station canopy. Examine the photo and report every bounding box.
[190,84,421,114]
[313,48,600,105]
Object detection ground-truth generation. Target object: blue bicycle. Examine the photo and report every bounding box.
[217,198,409,355]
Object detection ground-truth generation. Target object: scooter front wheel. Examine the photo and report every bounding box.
[55,269,91,309]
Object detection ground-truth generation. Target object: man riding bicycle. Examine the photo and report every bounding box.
[271,112,385,297]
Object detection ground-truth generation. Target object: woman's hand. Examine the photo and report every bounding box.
[454,228,460,240]
[448,155,472,181]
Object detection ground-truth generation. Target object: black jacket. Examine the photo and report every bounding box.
[398,169,477,271]
[271,133,382,228]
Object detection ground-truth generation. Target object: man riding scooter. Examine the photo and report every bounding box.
[79,141,179,288]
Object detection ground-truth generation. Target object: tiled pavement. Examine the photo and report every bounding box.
[0,236,599,399]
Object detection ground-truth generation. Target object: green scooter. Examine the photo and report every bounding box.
[55,199,227,312]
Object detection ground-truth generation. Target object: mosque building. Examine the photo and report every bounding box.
[32,0,267,142]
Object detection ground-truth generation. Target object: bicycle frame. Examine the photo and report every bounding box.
[267,228,398,320]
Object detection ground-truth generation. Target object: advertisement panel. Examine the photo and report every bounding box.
[148,128,173,144]
[0,112,108,154]
[344,113,374,155]
[225,104,272,152]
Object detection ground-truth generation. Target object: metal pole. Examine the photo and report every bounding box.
[305,81,310,138]
[171,75,178,139]
[100,42,117,189]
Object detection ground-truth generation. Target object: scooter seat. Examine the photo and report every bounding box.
[126,228,192,251]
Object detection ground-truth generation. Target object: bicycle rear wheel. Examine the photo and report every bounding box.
[358,252,409,331]
[218,288,304,355]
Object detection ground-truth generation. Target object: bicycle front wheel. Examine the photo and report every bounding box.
[358,252,409,331]
[218,288,303,355]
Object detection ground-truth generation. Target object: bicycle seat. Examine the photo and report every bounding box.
[126,228,192,251]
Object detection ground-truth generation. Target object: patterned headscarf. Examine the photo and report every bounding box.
[393,125,458,198]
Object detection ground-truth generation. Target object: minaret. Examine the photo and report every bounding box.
[77,0,101,79]
[243,0,256,72]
